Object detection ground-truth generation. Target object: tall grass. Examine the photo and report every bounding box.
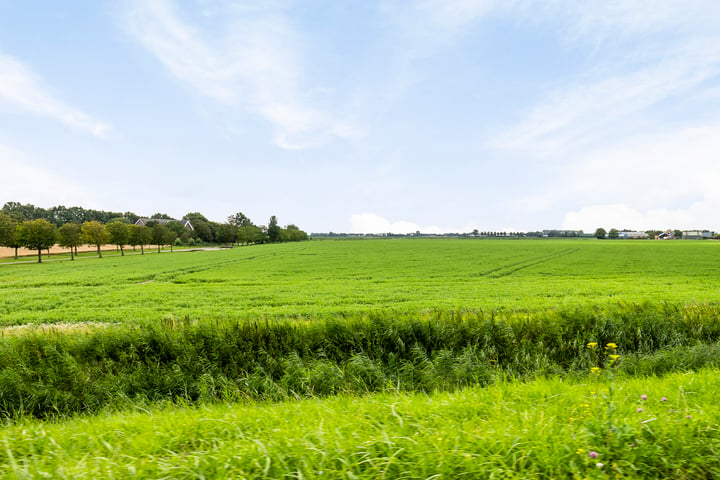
[2,302,720,419]
[1,369,719,479]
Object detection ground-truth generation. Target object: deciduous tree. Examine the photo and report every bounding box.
[0,212,21,259]
[216,223,238,245]
[82,221,110,258]
[106,221,130,256]
[57,222,82,260]
[268,215,281,243]
[128,224,152,254]
[17,219,56,263]
[151,224,176,253]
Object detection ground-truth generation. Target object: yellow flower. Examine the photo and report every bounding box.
[609,354,620,361]
[605,342,618,350]
[576,448,585,455]
[587,342,598,349]
[590,367,601,374]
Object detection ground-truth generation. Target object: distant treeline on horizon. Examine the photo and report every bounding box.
[0,201,308,246]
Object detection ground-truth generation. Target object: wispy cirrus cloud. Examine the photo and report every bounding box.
[0,53,112,138]
[123,0,361,150]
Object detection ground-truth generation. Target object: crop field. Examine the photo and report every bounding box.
[2,238,720,478]
[2,238,720,325]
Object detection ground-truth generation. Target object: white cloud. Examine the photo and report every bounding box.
[562,202,720,233]
[123,0,361,149]
[0,53,112,138]
[0,143,91,205]
[557,122,720,232]
[350,213,470,234]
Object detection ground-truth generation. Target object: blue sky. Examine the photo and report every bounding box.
[1,1,720,234]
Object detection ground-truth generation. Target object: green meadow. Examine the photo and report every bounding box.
[2,238,720,325]
[2,238,720,478]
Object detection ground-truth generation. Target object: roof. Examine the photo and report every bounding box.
[134,218,194,230]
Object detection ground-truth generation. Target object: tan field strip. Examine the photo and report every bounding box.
[0,244,131,259]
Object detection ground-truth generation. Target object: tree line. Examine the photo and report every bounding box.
[0,202,307,263]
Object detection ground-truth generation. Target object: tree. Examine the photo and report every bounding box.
[268,215,281,243]
[151,224,176,252]
[228,212,253,227]
[128,224,152,254]
[216,223,238,245]
[16,219,56,263]
[57,223,82,260]
[594,228,607,239]
[183,212,213,243]
[284,224,308,242]
[106,221,130,256]
[82,221,110,258]
[608,228,619,239]
[0,212,21,259]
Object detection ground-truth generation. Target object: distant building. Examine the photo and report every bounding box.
[682,230,713,240]
[135,218,194,231]
[618,231,648,240]
[656,230,674,240]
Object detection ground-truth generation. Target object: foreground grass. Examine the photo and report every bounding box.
[1,369,718,479]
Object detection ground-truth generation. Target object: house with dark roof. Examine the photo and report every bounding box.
[134,218,194,231]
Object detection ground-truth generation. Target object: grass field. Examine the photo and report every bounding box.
[1,238,720,478]
[2,238,720,325]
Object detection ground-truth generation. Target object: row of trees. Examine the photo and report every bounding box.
[0,216,178,263]
[0,206,308,263]
[1,203,308,246]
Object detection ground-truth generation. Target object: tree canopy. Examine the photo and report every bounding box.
[17,219,56,263]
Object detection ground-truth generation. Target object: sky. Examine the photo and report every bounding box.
[1,1,720,234]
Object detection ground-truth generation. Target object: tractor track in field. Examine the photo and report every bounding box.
[477,248,580,278]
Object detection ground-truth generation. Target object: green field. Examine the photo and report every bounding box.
[2,238,720,478]
[2,238,720,325]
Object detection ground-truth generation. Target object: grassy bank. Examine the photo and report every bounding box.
[2,303,720,419]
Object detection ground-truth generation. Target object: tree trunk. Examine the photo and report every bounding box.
[157,244,161,253]
[120,245,124,256]
[37,248,42,263]
[70,247,74,261]
[141,244,144,255]
[14,247,18,259]
[97,244,102,258]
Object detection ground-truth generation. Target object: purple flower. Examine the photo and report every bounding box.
[640,394,647,401]
[686,415,692,419]
[661,397,667,402]
[637,407,643,413]
[589,451,598,459]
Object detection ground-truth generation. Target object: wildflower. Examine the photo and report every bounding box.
[590,367,601,374]
[609,354,621,361]
[589,451,598,459]
[640,394,647,401]
[661,397,667,402]
[576,448,585,455]
[637,408,643,413]
[596,463,604,468]
[605,342,618,350]
[587,342,598,349]
[686,415,692,419]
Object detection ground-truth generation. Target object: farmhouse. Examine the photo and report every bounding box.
[134,218,194,231]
